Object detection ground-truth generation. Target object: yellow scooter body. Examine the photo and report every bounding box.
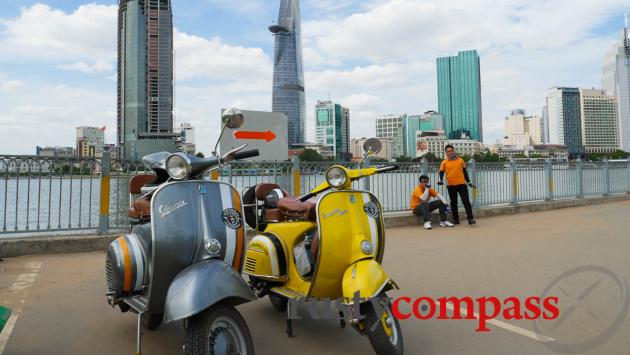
[309,190,387,299]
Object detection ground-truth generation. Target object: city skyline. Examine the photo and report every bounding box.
[1,1,630,155]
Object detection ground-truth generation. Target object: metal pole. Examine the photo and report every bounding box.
[510,158,518,205]
[576,158,584,198]
[545,158,553,201]
[470,159,479,209]
[603,158,610,196]
[627,159,630,194]
[292,156,301,196]
[421,158,428,176]
[362,158,371,192]
[98,151,111,235]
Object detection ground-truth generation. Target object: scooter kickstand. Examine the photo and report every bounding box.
[286,306,293,337]
[136,312,143,355]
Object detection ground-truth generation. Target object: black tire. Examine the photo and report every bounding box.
[142,312,163,330]
[361,296,404,355]
[268,293,288,312]
[185,304,255,355]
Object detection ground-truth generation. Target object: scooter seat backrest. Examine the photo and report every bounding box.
[129,174,156,194]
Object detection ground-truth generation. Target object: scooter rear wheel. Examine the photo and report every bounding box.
[185,304,254,355]
[361,295,404,355]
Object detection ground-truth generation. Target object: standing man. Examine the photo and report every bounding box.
[438,145,476,225]
[411,175,454,230]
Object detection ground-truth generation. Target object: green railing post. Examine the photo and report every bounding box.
[469,159,479,209]
[603,158,610,196]
[576,158,584,198]
[545,158,553,201]
[98,151,111,235]
[510,158,518,205]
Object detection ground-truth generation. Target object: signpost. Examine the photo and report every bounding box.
[219,109,288,162]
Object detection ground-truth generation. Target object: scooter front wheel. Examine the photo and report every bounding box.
[185,304,254,355]
[361,295,404,355]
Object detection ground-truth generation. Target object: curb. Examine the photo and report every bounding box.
[1,194,629,258]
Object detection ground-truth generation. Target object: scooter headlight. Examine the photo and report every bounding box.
[326,166,348,189]
[165,153,192,180]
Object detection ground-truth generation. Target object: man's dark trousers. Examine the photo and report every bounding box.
[447,184,473,222]
[413,201,447,222]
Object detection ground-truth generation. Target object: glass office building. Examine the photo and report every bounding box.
[546,87,584,158]
[315,101,350,161]
[437,50,483,141]
[270,0,306,147]
[117,0,177,161]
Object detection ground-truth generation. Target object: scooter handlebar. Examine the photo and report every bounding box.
[232,149,259,160]
[376,165,398,173]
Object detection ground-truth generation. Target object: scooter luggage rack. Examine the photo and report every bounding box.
[241,186,262,231]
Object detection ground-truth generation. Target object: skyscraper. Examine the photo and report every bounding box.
[503,110,543,148]
[117,0,177,161]
[437,50,483,141]
[376,114,406,158]
[546,87,584,158]
[404,111,444,158]
[315,100,350,160]
[602,16,630,152]
[579,89,620,154]
[270,0,306,147]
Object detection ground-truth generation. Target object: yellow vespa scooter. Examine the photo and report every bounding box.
[242,139,403,355]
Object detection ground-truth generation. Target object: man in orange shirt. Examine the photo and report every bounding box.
[438,144,476,225]
[410,175,454,230]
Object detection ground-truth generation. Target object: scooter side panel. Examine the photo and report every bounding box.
[309,190,385,299]
[147,181,246,313]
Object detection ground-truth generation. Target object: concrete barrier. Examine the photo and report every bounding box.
[1,194,629,258]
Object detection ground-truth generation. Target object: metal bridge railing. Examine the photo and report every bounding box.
[1,155,629,237]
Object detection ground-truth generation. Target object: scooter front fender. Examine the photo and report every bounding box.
[342,260,395,302]
[163,259,256,323]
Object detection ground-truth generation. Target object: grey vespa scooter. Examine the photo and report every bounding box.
[105,109,258,355]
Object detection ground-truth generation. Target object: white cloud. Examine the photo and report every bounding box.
[0,79,24,93]
[174,30,272,82]
[0,3,117,63]
[58,60,114,74]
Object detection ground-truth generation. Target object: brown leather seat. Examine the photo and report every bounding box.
[128,196,151,220]
[277,198,317,221]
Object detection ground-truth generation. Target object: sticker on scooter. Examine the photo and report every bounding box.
[159,200,189,218]
[222,208,242,229]
[349,195,356,203]
[198,184,208,194]
[363,202,379,219]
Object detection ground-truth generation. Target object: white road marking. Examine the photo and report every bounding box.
[0,261,43,354]
[438,301,555,343]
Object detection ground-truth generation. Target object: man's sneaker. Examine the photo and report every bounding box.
[423,221,432,230]
[468,218,477,225]
[440,221,455,227]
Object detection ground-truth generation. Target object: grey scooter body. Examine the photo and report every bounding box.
[121,180,255,321]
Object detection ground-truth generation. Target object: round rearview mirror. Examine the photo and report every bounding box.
[363,138,382,155]
[222,108,244,129]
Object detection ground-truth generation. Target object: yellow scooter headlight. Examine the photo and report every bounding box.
[326,166,348,189]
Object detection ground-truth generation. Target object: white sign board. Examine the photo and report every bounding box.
[219,109,288,162]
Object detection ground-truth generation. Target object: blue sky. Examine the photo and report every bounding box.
[1,0,629,155]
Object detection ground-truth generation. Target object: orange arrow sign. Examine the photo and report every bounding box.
[234,130,277,142]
